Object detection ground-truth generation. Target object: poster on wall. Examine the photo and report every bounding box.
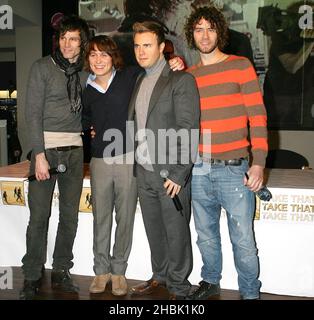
[79,0,266,66]
[79,0,314,130]
[257,0,314,130]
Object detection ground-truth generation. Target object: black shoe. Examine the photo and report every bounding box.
[185,281,220,300]
[51,269,79,293]
[19,279,41,300]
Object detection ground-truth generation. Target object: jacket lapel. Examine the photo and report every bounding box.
[128,71,145,120]
[145,64,171,125]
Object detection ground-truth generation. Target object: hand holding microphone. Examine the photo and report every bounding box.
[28,164,67,182]
[160,169,183,214]
[245,172,272,201]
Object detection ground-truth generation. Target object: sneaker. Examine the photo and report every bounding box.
[185,281,220,300]
[111,275,128,296]
[19,279,41,300]
[89,273,111,293]
[51,269,79,293]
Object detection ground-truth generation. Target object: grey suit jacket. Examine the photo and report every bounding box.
[128,64,200,186]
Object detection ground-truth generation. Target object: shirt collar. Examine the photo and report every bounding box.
[86,69,116,93]
[145,57,166,76]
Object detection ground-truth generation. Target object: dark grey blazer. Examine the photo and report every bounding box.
[128,63,200,186]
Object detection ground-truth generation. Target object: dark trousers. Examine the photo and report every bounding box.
[22,147,83,280]
[136,165,193,296]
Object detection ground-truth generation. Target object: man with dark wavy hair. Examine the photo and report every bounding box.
[20,15,90,300]
[185,6,267,300]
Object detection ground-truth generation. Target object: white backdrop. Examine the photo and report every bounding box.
[1,177,314,297]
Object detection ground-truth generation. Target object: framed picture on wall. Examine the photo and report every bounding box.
[79,0,314,130]
[214,0,314,130]
[42,0,78,56]
[79,0,124,35]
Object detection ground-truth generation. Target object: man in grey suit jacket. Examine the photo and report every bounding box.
[128,21,200,300]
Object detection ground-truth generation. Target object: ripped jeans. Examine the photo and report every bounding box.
[191,159,261,299]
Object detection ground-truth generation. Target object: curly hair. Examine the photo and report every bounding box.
[184,6,228,50]
[85,35,124,72]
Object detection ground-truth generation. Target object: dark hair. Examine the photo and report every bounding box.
[133,21,165,45]
[56,15,90,52]
[184,6,228,50]
[163,39,174,60]
[85,35,124,72]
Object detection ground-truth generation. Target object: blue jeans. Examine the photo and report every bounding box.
[191,159,261,299]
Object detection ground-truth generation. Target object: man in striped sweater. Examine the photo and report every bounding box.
[184,6,268,300]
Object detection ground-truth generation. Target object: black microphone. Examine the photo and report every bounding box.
[245,173,272,201]
[28,164,67,182]
[160,169,183,213]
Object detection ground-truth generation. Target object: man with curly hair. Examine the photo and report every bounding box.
[184,6,268,300]
[20,15,90,300]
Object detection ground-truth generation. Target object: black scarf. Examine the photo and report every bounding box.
[52,48,84,113]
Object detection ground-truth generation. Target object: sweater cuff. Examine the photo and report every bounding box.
[251,149,267,168]
[33,146,45,156]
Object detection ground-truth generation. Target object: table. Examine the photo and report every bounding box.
[0,162,314,297]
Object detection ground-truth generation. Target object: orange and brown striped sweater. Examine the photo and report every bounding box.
[187,55,268,167]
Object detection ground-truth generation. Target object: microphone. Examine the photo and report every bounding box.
[160,169,183,213]
[245,173,272,201]
[28,164,67,182]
